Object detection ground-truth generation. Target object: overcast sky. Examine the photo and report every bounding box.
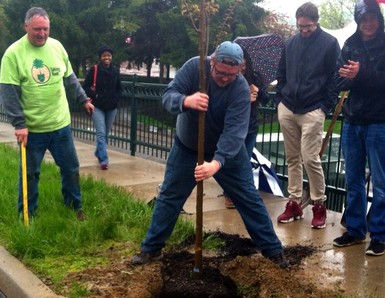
[258,0,323,24]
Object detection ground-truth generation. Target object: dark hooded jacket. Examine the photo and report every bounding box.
[336,0,385,124]
[83,62,122,111]
[247,71,269,134]
[275,26,340,115]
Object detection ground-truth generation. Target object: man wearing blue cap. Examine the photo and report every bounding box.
[131,41,288,268]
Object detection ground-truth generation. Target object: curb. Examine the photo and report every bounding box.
[0,246,60,298]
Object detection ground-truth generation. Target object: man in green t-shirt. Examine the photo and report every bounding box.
[0,7,94,220]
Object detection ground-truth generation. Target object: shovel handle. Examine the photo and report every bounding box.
[21,142,29,226]
[319,91,348,157]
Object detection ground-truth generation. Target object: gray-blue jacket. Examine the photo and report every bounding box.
[162,57,250,167]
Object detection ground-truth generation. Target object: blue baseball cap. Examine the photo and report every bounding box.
[214,41,243,66]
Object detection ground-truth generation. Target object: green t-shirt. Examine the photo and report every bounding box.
[0,35,73,132]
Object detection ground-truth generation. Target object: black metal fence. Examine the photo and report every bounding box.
[70,77,175,161]
[0,77,372,213]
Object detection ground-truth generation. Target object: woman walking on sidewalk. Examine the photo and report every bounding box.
[83,45,122,170]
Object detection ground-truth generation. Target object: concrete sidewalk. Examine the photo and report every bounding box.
[1,122,385,297]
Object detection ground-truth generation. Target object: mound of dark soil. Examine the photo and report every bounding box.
[61,231,343,298]
[159,232,320,297]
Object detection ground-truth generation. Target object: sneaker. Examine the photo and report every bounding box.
[76,209,86,221]
[333,232,365,247]
[224,197,235,209]
[131,251,162,265]
[268,253,289,269]
[366,239,385,256]
[101,162,108,170]
[277,200,303,223]
[311,204,327,229]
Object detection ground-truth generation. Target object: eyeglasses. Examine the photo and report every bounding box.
[212,64,238,79]
[296,23,316,31]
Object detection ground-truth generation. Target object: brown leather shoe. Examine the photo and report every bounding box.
[76,209,86,221]
[224,197,235,209]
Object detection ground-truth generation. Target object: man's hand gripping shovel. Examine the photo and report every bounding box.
[301,91,348,209]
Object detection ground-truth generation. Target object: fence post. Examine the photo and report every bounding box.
[130,75,138,156]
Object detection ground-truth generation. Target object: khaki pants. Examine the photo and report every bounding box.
[277,103,326,201]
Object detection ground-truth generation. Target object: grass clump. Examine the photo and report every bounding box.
[0,143,194,295]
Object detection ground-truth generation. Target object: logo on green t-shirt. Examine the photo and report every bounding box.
[31,58,51,84]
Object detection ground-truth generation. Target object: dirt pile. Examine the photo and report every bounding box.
[62,232,344,298]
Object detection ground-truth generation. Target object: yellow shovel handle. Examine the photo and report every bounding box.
[21,142,29,226]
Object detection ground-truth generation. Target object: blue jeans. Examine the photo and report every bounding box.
[91,107,117,165]
[342,123,385,241]
[141,139,283,258]
[222,131,256,199]
[18,125,82,215]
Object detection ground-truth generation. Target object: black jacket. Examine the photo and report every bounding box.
[83,63,122,111]
[276,26,340,114]
[248,72,269,133]
[336,1,385,124]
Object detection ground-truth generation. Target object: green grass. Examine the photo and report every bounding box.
[139,113,175,130]
[258,121,280,134]
[325,118,342,133]
[0,143,196,296]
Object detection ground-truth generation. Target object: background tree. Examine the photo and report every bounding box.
[206,0,267,52]
[48,0,136,76]
[127,0,267,81]
[0,0,291,82]
[318,0,355,29]
[258,10,295,40]
[0,0,133,76]
[157,8,197,81]
[123,0,180,79]
[178,0,267,62]
[0,0,12,57]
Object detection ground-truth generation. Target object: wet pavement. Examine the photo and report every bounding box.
[0,122,384,297]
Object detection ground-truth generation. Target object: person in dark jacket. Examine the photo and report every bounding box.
[223,49,270,209]
[83,45,122,170]
[275,2,340,228]
[242,50,270,158]
[333,0,385,256]
[131,41,288,268]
